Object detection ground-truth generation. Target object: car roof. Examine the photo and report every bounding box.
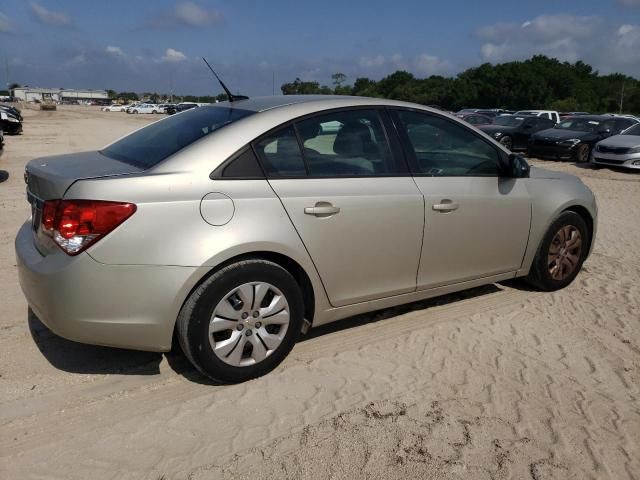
[213,95,427,113]
[565,115,629,121]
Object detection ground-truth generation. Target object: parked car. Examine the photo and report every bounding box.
[456,109,501,119]
[102,104,127,112]
[0,128,4,154]
[479,115,556,151]
[591,122,640,170]
[16,96,597,383]
[127,103,161,114]
[0,104,23,122]
[560,112,589,120]
[515,110,561,124]
[456,113,493,126]
[157,104,174,114]
[0,110,23,134]
[166,102,199,115]
[528,115,638,162]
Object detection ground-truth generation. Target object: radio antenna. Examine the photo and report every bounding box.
[202,57,249,102]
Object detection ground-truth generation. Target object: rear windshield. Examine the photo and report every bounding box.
[101,106,254,169]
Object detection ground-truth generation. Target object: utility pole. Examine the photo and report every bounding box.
[620,80,625,114]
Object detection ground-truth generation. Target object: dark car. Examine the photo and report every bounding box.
[478,115,555,151]
[528,115,639,163]
[0,105,22,122]
[0,128,4,154]
[456,113,493,126]
[166,103,199,115]
[0,110,23,135]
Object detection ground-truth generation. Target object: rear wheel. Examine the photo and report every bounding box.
[133,109,138,114]
[575,144,590,163]
[499,136,513,151]
[177,259,304,383]
[526,211,589,291]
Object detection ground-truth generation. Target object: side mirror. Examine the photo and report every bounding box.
[505,153,530,178]
[598,128,611,135]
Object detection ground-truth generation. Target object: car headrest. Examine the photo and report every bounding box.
[333,122,378,157]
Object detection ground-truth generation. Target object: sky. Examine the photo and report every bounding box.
[0,0,639,96]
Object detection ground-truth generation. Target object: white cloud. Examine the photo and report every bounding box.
[161,48,187,62]
[476,15,640,76]
[29,2,72,27]
[0,12,13,32]
[359,55,385,68]
[147,2,223,29]
[105,46,123,55]
[359,53,451,76]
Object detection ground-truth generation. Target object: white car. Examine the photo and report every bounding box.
[515,110,561,124]
[102,104,127,112]
[128,103,161,114]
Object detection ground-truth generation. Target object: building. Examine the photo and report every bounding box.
[11,87,109,103]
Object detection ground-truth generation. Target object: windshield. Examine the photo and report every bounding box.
[493,116,525,127]
[101,106,254,169]
[623,123,640,136]
[554,118,602,133]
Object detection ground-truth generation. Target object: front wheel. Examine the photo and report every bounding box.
[132,109,138,114]
[526,211,589,291]
[575,144,590,163]
[499,136,513,151]
[177,259,304,383]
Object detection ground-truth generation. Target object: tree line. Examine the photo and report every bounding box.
[281,55,640,114]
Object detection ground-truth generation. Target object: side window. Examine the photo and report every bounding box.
[212,147,264,179]
[254,126,306,177]
[396,110,500,176]
[295,109,401,176]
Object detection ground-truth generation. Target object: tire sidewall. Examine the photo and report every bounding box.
[575,144,590,163]
[185,262,304,383]
[533,212,589,290]
[500,136,512,150]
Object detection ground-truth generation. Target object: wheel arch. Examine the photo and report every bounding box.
[173,251,317,341]
[562,204,594,254]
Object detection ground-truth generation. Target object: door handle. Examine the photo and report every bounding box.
[304,202,340,217]
[432,200,459,212]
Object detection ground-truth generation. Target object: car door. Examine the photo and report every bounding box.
[253,108,424,307]
[391,109,531,290]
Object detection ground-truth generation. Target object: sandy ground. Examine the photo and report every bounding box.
[0,106,638,480]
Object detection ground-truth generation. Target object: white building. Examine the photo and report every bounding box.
[11,87,109,103]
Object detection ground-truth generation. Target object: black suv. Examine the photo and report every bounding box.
[528,115,638,163]
[478,115,555,151]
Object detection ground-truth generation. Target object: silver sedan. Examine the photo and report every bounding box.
[591,122,640,170]
[16,96,597,382]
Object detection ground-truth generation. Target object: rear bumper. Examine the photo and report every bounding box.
[15,221,204,352]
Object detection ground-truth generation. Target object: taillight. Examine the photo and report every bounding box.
[41,199,136,255]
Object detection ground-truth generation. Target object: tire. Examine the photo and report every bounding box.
[152,110,157,114]
[499,136,513,151]
[133,110,138,114]
[177,259,304,383]
[575,144,590,163]
[526,211,590,291]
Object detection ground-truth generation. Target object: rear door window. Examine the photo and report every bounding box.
[295,109,402,176]
[254,126,307,177]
